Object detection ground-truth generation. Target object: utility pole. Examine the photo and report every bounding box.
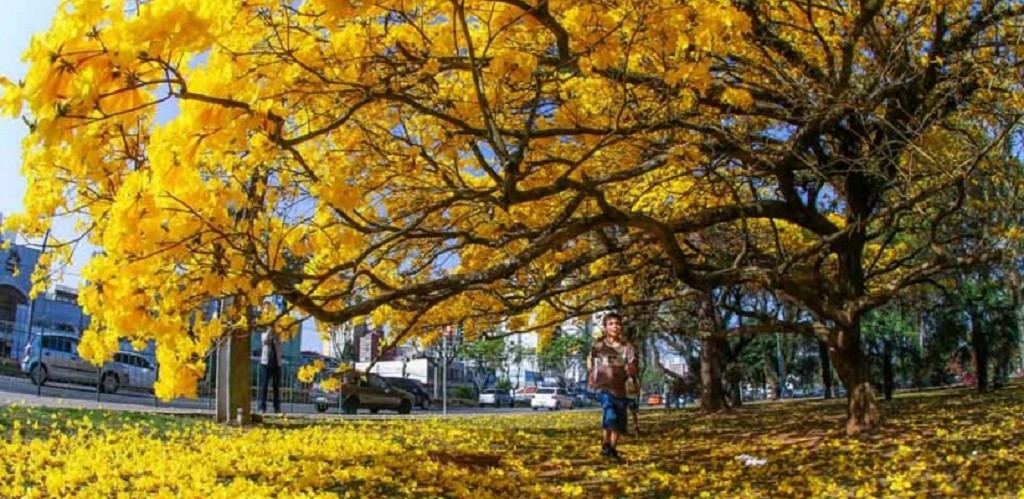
[516,333,522,392]
[442,325,450,417]
[776,332,785,399]
[29,230,49,397]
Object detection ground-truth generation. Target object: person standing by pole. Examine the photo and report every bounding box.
[258,329,282,414]
[587,313,638,461]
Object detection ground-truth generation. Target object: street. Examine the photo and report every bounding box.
[0,374,595,418]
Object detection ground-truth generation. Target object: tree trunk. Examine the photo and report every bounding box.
[1010,269,1024,373]
[215,327,253,425]
[728,377,743,408]
[763,344,779,400]
[881,341,894,400]
[818,339,834,399]
[898,338,909,388]
[775,333,786,398]
[697,293,728,411]
[970,310,989,393]
[699,336,728,412]
[723,362,744,409]
[830,324,879,436]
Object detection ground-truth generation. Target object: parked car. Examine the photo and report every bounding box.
[513,386,537,406]
[311,370,415,414]
[478,388,514,407]
[383,376,432,410]
[19,333,147,394]
[110,351,158,393]
[531,387,574,410]
[572,390,595,408]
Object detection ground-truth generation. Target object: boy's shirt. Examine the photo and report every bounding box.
[589,338,637,398]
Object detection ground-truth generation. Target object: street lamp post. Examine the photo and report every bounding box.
[442,326,449,417]
[27,230,50,397]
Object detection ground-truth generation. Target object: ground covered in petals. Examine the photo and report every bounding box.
[2,384,1023,497]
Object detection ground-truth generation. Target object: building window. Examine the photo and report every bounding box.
[4,251,19,275]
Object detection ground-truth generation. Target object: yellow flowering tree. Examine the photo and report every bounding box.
[4,0,1024,434]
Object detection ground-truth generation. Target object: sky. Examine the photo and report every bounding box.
[0,1,323,353]
[0,0,58,219]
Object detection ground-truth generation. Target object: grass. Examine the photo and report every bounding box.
[0,404,209,440]
[1,382,1023,497]
[0,357,22,377]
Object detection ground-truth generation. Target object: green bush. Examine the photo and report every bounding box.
[452,386,476,399]
[495,378,513,391]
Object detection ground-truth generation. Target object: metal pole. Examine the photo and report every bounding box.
[442,330,448,417]
[516,334,522,394]
[256,361,262,413]
[207,350,214,410]
[776,332,785,399]
[433,354,439,399]
[31,230,50,397]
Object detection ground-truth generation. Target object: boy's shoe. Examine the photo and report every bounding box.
[608,446,623,462]
[600,443,612,458]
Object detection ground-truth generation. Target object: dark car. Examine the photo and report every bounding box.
[311,370,415,414]
[383,377,432,410]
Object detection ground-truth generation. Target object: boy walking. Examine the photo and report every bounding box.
[587,313,638,461]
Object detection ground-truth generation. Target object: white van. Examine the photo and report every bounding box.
[530,387,574,410]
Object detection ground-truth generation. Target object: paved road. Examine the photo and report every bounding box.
[0,374,598,418]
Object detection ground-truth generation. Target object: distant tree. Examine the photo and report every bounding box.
[537,333,590,387]
[863,306,918,400]
[458,337,508,390]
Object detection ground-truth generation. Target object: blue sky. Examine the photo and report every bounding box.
[0,0,58,220]
[0,1,323,352]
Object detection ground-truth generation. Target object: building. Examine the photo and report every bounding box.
[500,315,596,390]
[0,225,303,388]
[321,323,353,359]
[0,230,93,359]
[662,362,688,378]
[356,322,379,362]
[505,331,541,390]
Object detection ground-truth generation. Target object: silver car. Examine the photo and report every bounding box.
[20,333,153,394]
[478,388,514,407]
[110,351,158,393]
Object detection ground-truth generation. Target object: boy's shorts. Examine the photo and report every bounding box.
[627,398,639,412]
[599,392,630,433]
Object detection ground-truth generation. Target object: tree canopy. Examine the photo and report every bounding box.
[3,0,1024,417]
